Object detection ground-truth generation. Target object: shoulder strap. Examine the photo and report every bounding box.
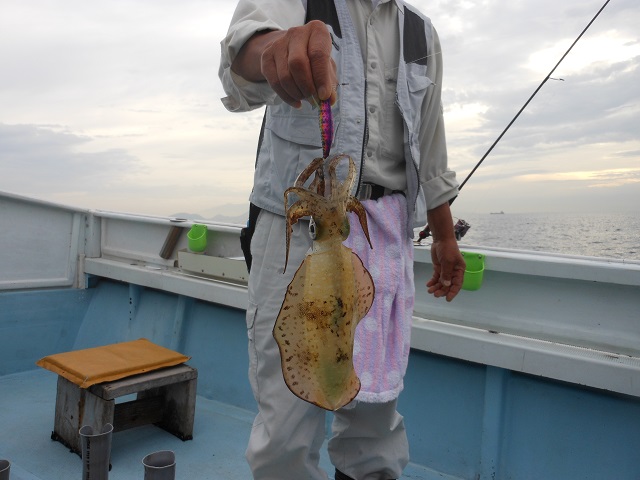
[403,6,428,65]
[305,0,341,38]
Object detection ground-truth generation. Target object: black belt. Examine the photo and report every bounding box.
[357,183,403,201]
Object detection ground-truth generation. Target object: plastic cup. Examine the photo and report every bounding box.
[187,224,208,253]
[461,251,485,291]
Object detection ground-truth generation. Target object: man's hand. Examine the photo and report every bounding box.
[427,238,465,302]
[424,202,465,302]
[232,20,337,108]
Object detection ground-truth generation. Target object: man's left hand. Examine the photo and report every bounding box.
[427,238,465,302]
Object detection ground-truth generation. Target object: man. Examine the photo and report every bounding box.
[219,1,465,478]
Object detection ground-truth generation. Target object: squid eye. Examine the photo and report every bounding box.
[309,217,318,240]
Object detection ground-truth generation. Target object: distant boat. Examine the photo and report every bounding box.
[490,210,505,214]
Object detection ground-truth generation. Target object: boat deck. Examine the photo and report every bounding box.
[0,369,445,480]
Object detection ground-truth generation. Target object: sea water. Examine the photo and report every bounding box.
[424,211,640,261]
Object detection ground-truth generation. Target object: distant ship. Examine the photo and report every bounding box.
[490,210,505,214]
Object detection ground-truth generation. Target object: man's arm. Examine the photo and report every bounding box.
[231,20,337,108]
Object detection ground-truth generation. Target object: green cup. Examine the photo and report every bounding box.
[461,251,485,291]
[187,224,208,253]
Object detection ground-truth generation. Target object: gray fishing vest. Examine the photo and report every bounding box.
[249,0,435,237]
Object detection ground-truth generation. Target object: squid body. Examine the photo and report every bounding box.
[273,154,375,411]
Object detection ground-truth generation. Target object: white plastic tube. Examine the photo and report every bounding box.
[79,424,113,480]
[142,450,176,480]
[0,459,10,480]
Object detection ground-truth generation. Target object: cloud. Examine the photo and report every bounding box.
[0,121,259,215]
[0,123,141,195]
[518,167,640,187]
[613,149,640,158]
[446,53,640,151]
[434,0,640,178]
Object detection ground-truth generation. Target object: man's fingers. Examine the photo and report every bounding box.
[260,21,335,107]
[284,28,317,99]
[446,284,461,302]
[262,38,307,107]
[307,22,335,100]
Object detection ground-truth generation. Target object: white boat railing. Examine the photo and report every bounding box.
[2,190,639,397]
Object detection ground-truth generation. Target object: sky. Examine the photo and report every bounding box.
[1,0,638,220]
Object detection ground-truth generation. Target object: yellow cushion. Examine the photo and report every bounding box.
[36,338,190,388]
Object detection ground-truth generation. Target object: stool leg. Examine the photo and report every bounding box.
[53,377,115,455]
[53,376,82,453]
[156,379,197,441]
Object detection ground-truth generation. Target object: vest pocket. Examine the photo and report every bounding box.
[267,110,324,148]
[406,62,432,92]
[404,64,433,127]
[407,74,433,92]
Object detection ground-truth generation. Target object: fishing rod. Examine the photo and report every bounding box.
[417,0,613,243]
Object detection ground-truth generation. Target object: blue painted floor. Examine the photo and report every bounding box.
[0,370,450,480]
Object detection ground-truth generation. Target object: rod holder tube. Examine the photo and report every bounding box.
[142,450,176,480]
[0,459,10,480]
[80,423,113,480]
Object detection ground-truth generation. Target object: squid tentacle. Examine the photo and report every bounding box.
[346,197,373,249]
[294,157,324,187]
[328,154,356,200]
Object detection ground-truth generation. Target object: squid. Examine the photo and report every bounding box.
[273,153,375,411]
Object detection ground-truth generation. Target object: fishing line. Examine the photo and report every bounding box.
[417,0,614,243]
[391,51,442,71]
